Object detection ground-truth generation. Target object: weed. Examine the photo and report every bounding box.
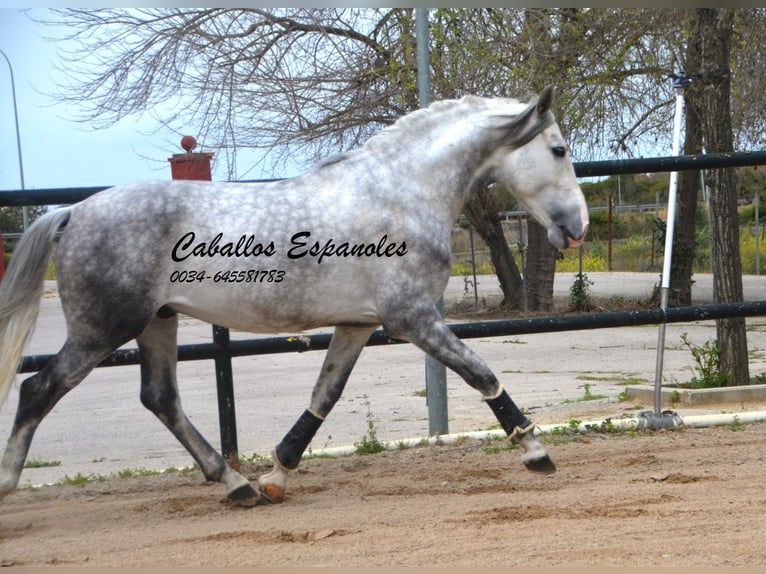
[354,395,385,456]
[680,332,730,388]
[116,468,162,479]
[583,383,605,401]
[585,418,620,433]
[550,418,582,435]
[728,415,746,432]
[617,377,648,386]
[239,452,268,464]
[569,272,595,311]
[58,472,107,487]
[563,383,608,404]
[482,440,518,455]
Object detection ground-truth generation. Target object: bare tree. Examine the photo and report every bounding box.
[37,8,763,316]
[39,9,420,175]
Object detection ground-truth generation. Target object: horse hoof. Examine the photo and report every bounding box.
[260,483,285,504]
[523,455,557,475]
[227,483,260,507]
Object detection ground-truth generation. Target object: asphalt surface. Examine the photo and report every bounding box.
[2,272,765,486]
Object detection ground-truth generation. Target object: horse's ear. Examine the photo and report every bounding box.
[536,85,555,117]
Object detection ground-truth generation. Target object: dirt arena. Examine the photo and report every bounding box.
[3,420,766,567]
[3,273,766,566]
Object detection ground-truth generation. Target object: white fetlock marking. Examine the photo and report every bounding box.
[513,429,550,464]
[259,450,290,503]
[508,423,536,442]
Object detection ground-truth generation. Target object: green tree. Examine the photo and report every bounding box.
[0,206,47,237]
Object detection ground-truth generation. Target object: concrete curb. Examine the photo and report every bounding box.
[625,383,766,406]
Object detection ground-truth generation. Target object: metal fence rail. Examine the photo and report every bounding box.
[3,150,766,205]
[15,300,766,458]
[19,300,766,374]
[3,150,766,460]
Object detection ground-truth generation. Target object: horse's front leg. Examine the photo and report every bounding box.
[137,315,259,506]
[258,325,377,503]
[384,303,556,474]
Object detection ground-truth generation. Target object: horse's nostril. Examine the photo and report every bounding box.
[560,223,587,250]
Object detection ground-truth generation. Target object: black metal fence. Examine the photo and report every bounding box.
[3,150,766,460]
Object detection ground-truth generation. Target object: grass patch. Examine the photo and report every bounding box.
[563,383,608,404]
[115,468,164,479]
[727,415,746,432]
[58,472,108,487]
[617,377,649,386]
[577,374,623,383]
[239,452,269,464]
[482,436,518,455]
[24,459,62,469]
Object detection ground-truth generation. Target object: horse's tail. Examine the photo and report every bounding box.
[0,207,71,407]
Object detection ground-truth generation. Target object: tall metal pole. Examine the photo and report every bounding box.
[0,48,28,230]
[416,9,431,111]
[416,8,448,436]
[652,73,688,416]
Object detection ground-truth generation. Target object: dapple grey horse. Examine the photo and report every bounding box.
[0,86,587,506]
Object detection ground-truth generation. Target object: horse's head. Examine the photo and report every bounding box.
[489,86,589,250]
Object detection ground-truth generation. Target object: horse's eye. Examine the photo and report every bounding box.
[552,146,566,158]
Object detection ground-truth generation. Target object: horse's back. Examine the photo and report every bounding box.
[52,178,448,334]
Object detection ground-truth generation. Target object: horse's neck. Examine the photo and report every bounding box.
[356,98,516,221]
[413,132,496,222]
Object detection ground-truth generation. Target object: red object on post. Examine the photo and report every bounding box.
[168,136,214,181]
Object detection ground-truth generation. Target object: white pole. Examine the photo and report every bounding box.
[653,76,687,415]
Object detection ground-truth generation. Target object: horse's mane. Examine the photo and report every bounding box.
[313,95,531,170]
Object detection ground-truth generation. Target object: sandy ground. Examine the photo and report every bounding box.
[2,272,766,566]
[3,422,766,567]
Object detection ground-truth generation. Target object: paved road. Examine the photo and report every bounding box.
[2,272,765,486]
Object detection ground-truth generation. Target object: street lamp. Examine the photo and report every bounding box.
[0,47,28,230]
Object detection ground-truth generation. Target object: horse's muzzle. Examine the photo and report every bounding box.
[565,222,588,249]
[548,220,588,250]
[556,202,589,249]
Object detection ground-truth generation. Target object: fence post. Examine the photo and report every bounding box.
[168,137,239,466]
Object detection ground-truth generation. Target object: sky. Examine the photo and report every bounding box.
[0,8,285,191]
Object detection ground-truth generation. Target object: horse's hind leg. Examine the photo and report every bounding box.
[136,314,259,506]
[0,340,111,498]
[383,304,555,474]
[259,325,376,503]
